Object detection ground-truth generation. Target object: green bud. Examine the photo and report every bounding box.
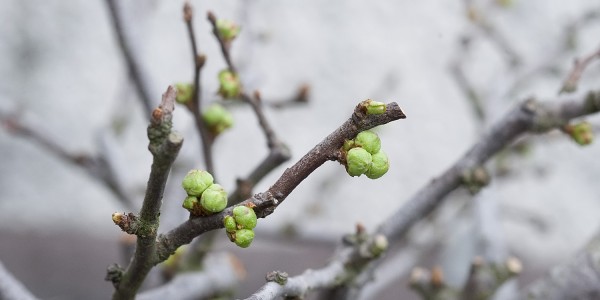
[200,184,228,213]
[365,150,389,179]
[182,196,199,211]
[218,70,242,98]
[346,147,372,177]
[567,122,593,146]
[216,19,240,42]
[203,103,234,134]
[233,205,257,230]
[342,139,355,151]
[223,215,237,233]
[175,83,194,104]
[365,99,386,115]
[182,170,214,196]
[354,130,381,154]
[234,229,255,248]
[369,234,388,257]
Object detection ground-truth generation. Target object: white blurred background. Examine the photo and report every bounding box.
[0,0,599,299]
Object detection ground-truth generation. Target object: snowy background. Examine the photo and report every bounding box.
[0,0,599,299]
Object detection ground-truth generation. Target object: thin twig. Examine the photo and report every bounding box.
[183,2,216,177]
[105,0,154,116]
[112,86,184,300]
[0,112,132,208]
[207,11,237,73]
[559,45,600,94]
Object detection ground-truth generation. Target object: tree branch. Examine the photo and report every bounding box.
[522,229,600,299]
[0,262,38,300]
[378,91,600,242]
[137,253,244,300]
[182,2,216,176]
[246,227,389,300]
[0,111,132,208]
[559,45,600,94]
[154,101,406,262]
[111,86,183,300]
[338,90,600,299]
[105,0,154,116]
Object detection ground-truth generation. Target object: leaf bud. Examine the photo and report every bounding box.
[365,150,389,179]
[182,196,199,211]
[354,130,381,154]
[200,184,228,213]
[202,103,234,134]
[346,147,372,177]
[223,215,237,233]
[234,229,255,248]
[182,169,214,196]
[216,19,240,42]
[233,205,257,230]
[175,83,194,104]
[365,99,386,115]
[218,70,242,98]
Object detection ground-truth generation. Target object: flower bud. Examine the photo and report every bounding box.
[200,184,228,213]
[566,122,593,146]
[354,130,381,154]
[365,99,386,115]
[346,147,372,177]
[233,205,257,230]
[202,103,234,134]
[218,70,241,98]
[342,139,355,151]
[234,229,255,248]
[175,83,194,104]
[182,196,199,211]
[223,215,237,233]
[369,234,388,257]
[216,19,240,43]
[365,150,389,179]
[182,169,214,196]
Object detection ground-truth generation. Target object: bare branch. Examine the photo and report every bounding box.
[111,86,184,300]
[339,91,600,298]
[182,2,215,176]
[378,91,600,242]
[138,253,244,300]
[0,111,132,208]
[0,262,38,300]
[105,0,154,116]
[522,230,600,299]
[560,45,600,94]
[155,101,406,262]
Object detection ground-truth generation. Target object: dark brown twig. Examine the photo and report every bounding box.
[559,45,600,94]
[183,2,216,177]
[105,0,154,116]
[207,11,236,73]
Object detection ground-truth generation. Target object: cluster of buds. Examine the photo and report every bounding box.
[202,103,233,135]
[223,205,258,248]
[218,70,241,99]
[342,130,390,179]
[181,169,228,216]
